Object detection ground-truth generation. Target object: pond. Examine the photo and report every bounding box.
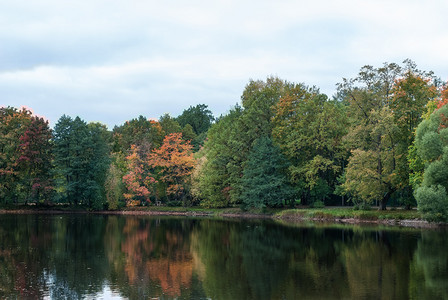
[0,214,446,299]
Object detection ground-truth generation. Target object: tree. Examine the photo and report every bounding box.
[389,63,438,206]
[176,104,214,135]
[241,136,294,209]
[226,77,291,203]
[85,122,111,209]
[53,115,74,204]
[0,107,35,204]
[196,107,243,207]
[63,116,90,205]
[105,162,123,210]
[181,124,197,143]
[148,133,195,205]
[17,116,53,204]
[53,116,111,208]
[190,149,207,205]
[105,153,125,210]
[339,62,406,209]
[122,144,153,206]
[414,104,448,221]
[343,107,399,208]
[197,77,299,207]
[159,113,182,136]
[339,60,440,209]
[272,84,348,205]
[112,115,163,154]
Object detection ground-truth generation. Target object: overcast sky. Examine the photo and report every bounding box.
[1,0,447,129]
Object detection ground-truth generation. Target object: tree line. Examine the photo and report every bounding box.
[1,60,447,221]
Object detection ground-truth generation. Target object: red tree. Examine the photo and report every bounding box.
[18,116,54,203]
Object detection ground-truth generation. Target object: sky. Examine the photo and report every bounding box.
[1,0,447,129]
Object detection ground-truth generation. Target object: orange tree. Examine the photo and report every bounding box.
[123,144,154,206]
[148,133,195,205]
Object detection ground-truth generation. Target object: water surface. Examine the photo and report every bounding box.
[0,214,446,299]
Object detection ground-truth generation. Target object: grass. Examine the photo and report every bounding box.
[274,207,421,221]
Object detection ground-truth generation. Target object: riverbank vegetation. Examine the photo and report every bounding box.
[2,59,448,222]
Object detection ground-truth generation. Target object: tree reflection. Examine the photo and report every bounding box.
[410,231,448,299]
[104,216,199,299]
[0,215,447,299]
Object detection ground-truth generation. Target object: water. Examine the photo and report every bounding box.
[0,214,446,299]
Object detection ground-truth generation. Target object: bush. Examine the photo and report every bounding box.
[415,185,448,222]
[353,202,371,211]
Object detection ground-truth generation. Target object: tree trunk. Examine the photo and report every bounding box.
[380,191,392,210]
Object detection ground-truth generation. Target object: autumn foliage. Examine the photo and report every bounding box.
[123,145,155,206]
[122,133,194,206]
[149,133,195,200]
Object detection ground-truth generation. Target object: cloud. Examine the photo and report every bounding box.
[1,0,447,128]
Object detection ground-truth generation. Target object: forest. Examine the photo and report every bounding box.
[1,60,448,222]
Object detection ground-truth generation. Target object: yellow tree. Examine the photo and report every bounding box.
[148,133,195,204]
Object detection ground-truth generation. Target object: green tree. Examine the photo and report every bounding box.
[181,124,197,143]
[176,104,214,135]
[63,116,90,205]
[389,62,438,206]
[198,77,304,207]
[339,62,403,209]
[53,115,74,203]
[112,115,163,154]
[197,107,243,207]
[343,107,399,208]
[272,85,348,205]
[85,122,111,209]
[241,136,294,209]
[340,60,439,209]
[414,104,448,221]
[104,153,125,210]
[159,113,182,136]
[227,77,290,203]
[53,116,110,209]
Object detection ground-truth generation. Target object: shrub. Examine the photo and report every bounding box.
[415,185,448,222]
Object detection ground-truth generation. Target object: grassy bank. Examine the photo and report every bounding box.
[275,207,421,221]
[0,205,435,227]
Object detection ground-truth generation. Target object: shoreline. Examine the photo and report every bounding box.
[0,207,441,229]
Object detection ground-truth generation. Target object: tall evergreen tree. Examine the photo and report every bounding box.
[241,136,294,209]
[53,115,74,204]
[54,116,110,208]
[85,122,111,209]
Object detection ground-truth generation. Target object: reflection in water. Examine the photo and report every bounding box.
[0,214,446,299]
